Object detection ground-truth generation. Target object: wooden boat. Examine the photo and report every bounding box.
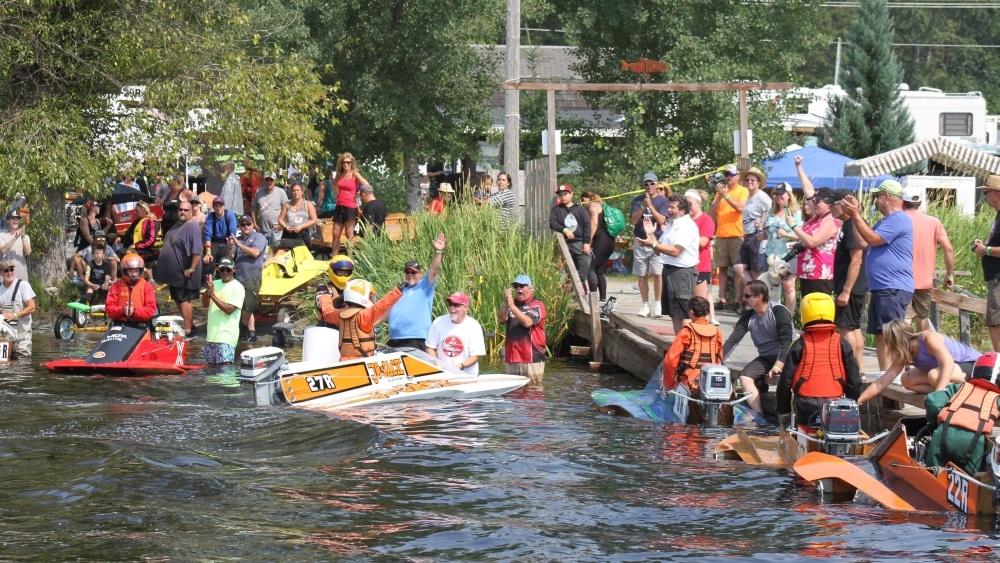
[43,316,203,376]
[793,417,1000,514]
[239,347,529,412]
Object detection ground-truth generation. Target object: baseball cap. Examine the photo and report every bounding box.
[642,173,658,184]
[404,260,422,273]
[446,292,471,306]
[264,171,276,179]
[217,257,235,269]
[723,164,739,176]
[6,210,20,220]
[0,260,11,270]
[359,184,374,194]
[212,195,225,205]
[93,229,107,239]
[813,187,836,204]
[772,182,791,195]
[871,179,903,197]
[512,274,533,287]
[556,183,573,194]
[831,189,853,203]
[901,185,922,203]
[238,215,253,225]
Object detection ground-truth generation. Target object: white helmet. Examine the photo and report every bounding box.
[342,279,376,308]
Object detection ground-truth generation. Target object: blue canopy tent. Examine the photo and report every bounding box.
[760,145,895,191]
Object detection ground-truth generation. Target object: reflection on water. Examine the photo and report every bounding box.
[0,334,996,559]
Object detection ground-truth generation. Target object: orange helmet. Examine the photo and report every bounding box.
[122,253,144,283]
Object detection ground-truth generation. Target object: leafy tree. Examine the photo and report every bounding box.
[0,0,332,285]
[555,0,825,171]
[820,0,915,158]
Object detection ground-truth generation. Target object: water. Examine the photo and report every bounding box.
[2,333,998,560]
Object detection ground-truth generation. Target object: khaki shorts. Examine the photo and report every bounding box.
[506,362,545,385]
[909,288,933,320]
[988,278,1000,327]
[715,237,742,268]
[631,242,663,277]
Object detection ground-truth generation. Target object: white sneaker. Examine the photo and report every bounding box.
[637,303,650,317]
[710,317,720,326]
[651,302,661,318]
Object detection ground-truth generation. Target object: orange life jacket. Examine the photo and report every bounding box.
[674,322,722,392]
[937,380,1000,466]
[792,323,847,399]
[112,278,153,319]
[339,307,376,359]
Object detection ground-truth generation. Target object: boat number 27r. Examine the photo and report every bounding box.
[305,374,336,393]
[946,470,970,512]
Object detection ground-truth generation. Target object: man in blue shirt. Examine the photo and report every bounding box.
[229,215,268,342]
[841,180,914,370]
[387,233,447,349]
[203,196,238,264]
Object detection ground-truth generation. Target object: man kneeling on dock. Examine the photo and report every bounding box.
[722,280,794,415]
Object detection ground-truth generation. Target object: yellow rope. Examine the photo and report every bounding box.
[601,164,732,201]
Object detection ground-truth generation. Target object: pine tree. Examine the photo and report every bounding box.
[820,0,915,158]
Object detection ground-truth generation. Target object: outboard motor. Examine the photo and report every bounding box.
[239,347,289,406]
[698,365,733,426]
[154,315,185,341]
[821,398,861,457]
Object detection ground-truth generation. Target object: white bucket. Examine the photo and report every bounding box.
[302,326,341,364]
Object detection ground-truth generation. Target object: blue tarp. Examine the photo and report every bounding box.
[760,145,895,191]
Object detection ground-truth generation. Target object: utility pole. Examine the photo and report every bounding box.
[834,37,842,87]
[504,0,521,222]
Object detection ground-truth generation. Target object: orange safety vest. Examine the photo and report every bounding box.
[792,323,847,399]
[339,307,376,359]
[111,278,153,320]
[673,322,722,392]
[939,381,1000,435]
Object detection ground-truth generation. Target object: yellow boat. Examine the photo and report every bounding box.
[257,245,329,324]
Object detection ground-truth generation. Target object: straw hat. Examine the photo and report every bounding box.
[740,167,766,187]
[438,183,455,193]
[979,175,1000,192]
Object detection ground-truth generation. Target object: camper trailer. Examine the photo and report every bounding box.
[786,84,997,146]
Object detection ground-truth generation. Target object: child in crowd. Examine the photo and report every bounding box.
[662,296,723,397]
[83,245,111,304]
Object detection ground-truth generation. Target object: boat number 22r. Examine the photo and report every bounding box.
[946,470,970,512]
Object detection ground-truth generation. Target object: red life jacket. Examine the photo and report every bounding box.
[111,278,153,321]
[675,322,722,392]
[792,323,847,399]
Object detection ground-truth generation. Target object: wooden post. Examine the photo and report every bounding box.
[504,0,520,220]
[960,310,971,345]
[737,90,750,171]
[589,290,602,365]
[547,89,557,193]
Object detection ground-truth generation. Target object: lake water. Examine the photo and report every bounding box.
[2,333,998,560]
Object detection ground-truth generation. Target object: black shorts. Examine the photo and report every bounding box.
[741,354,778,395]
[835,292,866,330]
[737,236,765,272]
[697,271,712,284]
[332,205,358,224]
[240,275,261,314]
[800,279,834,298]
[169,285,200,304]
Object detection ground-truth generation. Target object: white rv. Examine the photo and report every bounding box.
[785,84,999,145]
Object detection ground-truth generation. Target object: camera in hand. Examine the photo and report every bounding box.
[782,242,806,262]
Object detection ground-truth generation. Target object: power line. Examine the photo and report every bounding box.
[822,2,1000,7]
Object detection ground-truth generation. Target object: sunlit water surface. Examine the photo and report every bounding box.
[1,333,998,560]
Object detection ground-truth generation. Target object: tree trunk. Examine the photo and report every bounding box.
[33,186,72,288]
[402,146,422,215]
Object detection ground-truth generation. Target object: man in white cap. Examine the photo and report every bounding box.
[973,175,1000,351]
[498,274,547,383]
[425,291,486,376]
[901,185,954,331]
[629,172,670,317]
[841,179,913,368]
[251,172,288,247]
[708,164,748,312]
[0,210,31,280]
[549,183,591,292]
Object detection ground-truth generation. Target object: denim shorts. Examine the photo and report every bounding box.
[867,288,913,334]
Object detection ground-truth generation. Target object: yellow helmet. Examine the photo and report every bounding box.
[801,292,835,326]
[342,279,375,308]
[328,254,354,290]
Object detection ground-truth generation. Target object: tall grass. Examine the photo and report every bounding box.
[347,204,578,358]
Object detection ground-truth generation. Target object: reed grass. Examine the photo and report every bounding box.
[338,204,578,358]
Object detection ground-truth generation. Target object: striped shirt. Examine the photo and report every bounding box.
[489,189,515,227]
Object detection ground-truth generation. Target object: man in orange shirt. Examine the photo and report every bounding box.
[901,185,954,331]
[708,164,748,311]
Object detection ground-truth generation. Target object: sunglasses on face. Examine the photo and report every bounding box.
[512,283,527,289]
[404,269,420,275]
[643,181,656,187]
[1,267,13,273]
[218,267,233,273]
[724,172,738,178]
[447,302,467,308]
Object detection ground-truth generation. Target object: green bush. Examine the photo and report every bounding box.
[349,204,579,358]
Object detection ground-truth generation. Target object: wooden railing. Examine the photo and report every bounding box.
[929,285,986,346]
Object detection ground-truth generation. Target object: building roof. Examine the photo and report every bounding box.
[486,46,593,110]
[844,137,1000,178]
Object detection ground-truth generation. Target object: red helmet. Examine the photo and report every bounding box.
[970,352,1000,392]
[122,253,144,283]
